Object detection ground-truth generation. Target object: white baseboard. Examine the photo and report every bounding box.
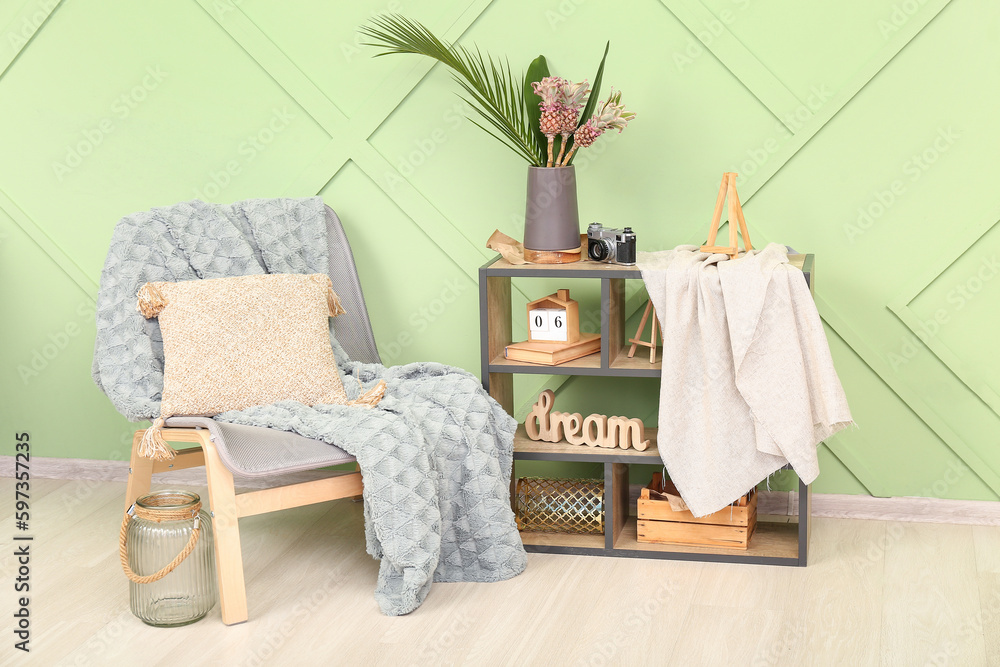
[0,455,336,490]
[628,484,1000,526]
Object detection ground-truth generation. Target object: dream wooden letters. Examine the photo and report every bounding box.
[525,390,650,451]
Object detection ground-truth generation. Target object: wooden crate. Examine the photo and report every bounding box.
[636,473,757,550]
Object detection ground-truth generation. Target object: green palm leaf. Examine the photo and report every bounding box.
[359,15,546,166]
[565,41,609,166]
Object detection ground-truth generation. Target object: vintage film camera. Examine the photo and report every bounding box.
[587,223,637,265]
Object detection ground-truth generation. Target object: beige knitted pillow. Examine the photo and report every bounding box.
[135,273,384,460]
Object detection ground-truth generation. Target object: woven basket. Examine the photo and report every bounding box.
[515,477,604,535]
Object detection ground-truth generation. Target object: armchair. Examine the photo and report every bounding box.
[121,206,380,625]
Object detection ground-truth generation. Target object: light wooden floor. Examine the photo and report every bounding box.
[3,478,999,667]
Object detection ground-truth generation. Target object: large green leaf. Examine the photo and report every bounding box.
[566,41,610,166]
[359,15,544,166]
[524,55,550,166]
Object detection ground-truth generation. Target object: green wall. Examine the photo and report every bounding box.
[1,0,997,501]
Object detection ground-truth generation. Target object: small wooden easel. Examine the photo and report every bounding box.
[701,172,753,260]
[627,300,664,364]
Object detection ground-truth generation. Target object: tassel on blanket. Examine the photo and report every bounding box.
[136,283,167,318]
[138,417,177,461]
[349,379,386,408]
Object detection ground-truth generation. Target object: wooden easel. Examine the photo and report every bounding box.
[701,172,753,260]
[627,300,663,364]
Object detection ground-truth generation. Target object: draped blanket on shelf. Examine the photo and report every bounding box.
[638,243,853,517]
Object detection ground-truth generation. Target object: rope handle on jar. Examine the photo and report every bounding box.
[119,502,202,584]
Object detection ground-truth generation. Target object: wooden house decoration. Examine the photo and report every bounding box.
[527,289,580,343]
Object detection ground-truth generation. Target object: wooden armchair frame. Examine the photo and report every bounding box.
[124,425,363,625]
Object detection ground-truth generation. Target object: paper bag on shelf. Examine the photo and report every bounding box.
[486,229,529,265]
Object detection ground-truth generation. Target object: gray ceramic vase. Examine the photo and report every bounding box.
[522,166,581,251]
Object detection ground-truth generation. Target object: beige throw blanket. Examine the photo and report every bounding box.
[638,243,853,517]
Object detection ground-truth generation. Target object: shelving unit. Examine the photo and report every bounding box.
[479,253,815,566]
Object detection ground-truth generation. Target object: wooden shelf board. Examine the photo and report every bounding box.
[518,519,800,565]
[483,253,808,280]
[491,350,602,374]
[609,348,662,373]
[513,425,662,462]
[490,350,663,378]
[487,257,641,278]
[519,530,605,549]
[615,517,799,560]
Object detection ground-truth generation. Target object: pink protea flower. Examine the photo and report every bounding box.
[561,88,635,165]
[591,88,635,133]
[572,119,603,148]
[532,76,566,106]
[532,76,568,166]
[557,80,589,132]
[554,80,589,166]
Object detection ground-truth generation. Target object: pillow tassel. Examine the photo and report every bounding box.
[349,379,386,408]
[309,274,346,317]
[138,418,177,461]
[136,283,167,318]
[327,288,346,317]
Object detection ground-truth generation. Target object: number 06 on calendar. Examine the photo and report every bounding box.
[526,289,580,343]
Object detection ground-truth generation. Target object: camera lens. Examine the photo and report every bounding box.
[589,240,608,261]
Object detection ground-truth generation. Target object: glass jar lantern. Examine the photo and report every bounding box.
[120,490,217,627]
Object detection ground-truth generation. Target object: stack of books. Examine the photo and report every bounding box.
[503,333,601,366]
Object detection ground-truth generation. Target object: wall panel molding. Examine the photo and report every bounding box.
[0,0,62,78]
[0,0,995,505]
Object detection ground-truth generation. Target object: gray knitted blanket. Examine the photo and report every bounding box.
[92,198,526,615]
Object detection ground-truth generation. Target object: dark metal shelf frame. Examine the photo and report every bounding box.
[479,254,815,566]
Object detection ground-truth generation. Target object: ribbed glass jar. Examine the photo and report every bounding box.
[125,490,217,627]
